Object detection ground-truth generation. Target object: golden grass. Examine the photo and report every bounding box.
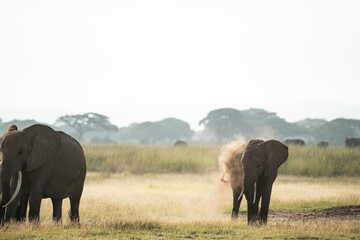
[1,173,360,239]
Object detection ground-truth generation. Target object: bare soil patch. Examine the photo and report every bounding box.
[268,205,360,221]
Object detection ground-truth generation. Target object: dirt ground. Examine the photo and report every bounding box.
[269,205,360,221]
[235,205,360,222]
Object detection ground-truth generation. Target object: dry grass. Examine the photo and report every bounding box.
[1,173,359,239]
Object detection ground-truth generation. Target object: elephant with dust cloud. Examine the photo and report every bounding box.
[219,139,288,224]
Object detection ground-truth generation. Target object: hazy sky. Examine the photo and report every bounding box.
[1,0,359,130]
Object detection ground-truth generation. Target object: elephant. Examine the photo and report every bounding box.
[173,140,187,146]
[219,139,288,224]
[283,139,305,146]
[0,124,86,224]
[345,137,360,147]
[317,141,329,148]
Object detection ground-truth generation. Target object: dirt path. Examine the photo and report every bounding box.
[268,205,360,221]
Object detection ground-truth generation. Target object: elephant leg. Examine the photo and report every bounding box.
[5,202,18,221]
[247,202,258,224]
[231,188,243,219]
[254,194,261,217]
[246,195,261,224]
[51,198,63,222]
[28,192,42,221]
[259,186,273,224]
[69,197,80,223]
[28,163,52,222]
[17,191,29,221]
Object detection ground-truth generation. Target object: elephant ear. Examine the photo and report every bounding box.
[1,125,18,151]
[8,125,18,131]
[262,140,289,177]
[25,125,61,172]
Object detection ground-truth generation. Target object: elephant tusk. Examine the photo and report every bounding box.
[3,171,22,208]
[237,188,244,201]
[253,182,256,204]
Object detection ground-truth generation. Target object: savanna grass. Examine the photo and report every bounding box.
[1,173,359,239]
[83,144,360,177]
[1,220,359,239]
[84,145,220,174]
[279,145,360,177]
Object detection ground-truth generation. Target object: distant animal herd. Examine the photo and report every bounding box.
[282,137,360,148]
[0,124,359,227]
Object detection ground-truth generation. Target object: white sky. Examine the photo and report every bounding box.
[0,0,359,130]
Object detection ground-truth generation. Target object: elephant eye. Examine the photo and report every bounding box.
[256,164,261,168]
[18,150,24,155]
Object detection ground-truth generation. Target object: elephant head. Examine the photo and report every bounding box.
[0,124,60,222]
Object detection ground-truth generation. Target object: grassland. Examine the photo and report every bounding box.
[1,173,360,239]
[85,144,360,177]
[1,145,360,239]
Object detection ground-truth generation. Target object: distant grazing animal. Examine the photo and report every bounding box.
[173,140,187,146]
[283,139,305,146]
[345,137,360,147]
[219,139,288,224]
[317,141,329,148]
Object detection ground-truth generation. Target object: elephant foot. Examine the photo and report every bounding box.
[231,212,239,220]
[52,218,62,224]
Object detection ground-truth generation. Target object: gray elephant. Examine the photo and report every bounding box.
[317,141,329,148]
[219,139,288,224]
[173,140,187,146]
[283,139,305,146]
[0,124,86,224]
[345,137,360,147]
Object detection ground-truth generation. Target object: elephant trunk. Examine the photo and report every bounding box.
[244,176,258,223]
[0,161,11,223]
[244,176,256,203]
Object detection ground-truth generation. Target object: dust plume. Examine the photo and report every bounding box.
[218,139,265,190]
[218,141,246,190]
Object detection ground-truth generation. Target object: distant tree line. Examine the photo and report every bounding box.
[1,108,360,145]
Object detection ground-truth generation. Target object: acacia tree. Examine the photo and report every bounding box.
[56,112,118,141]
[199,108,252,143]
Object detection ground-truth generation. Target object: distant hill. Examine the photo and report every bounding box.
[295,118,328,128]
[0,117,194,145]
[306,118,360,145]
[1,109,360,145]
[199,108,360,145]
[119,118,194,144]
[199,108,303,143]
[0,119,55,136]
